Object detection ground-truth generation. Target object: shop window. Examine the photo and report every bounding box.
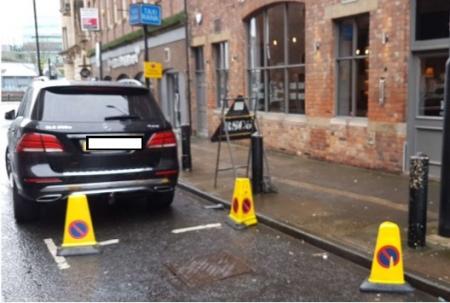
[336,14,369,117]
[418,55,447,117]
[247,2,305,114]
[416,0,450,41]
[214,42,229,108]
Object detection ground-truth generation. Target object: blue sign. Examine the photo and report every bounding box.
[129,3,161,26]
[376,245,400,268]
[69,220,89,239]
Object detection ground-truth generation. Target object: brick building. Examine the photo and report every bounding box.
[60,0,190,127]
[185,0,450,178]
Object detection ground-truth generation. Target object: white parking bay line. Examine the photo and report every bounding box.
[43,238,70,270]
[98,239,120,246]
[171,223,222,234]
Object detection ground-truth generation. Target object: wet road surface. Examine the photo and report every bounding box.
[0,103,437,301]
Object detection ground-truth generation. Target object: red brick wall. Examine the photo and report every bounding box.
[187,0,410,173]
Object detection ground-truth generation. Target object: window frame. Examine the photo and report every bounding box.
[214,42,229,108]
[411,0,450,52]
[335,14,369,118]
[246,2,306,115]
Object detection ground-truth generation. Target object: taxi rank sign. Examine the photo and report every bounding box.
[211,97,257,142]
[129,3,161,26]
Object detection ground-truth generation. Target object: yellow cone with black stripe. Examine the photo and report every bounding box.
[360,221,413,293]
[57,193,100,256]
[227,178,257,229]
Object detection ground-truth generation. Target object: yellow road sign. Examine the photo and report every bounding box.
[144,61,162,79]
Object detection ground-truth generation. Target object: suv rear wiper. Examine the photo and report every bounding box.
[104,115,141,121]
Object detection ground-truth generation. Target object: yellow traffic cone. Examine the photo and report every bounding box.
[57,193,100,256]
[227,178,258,229]
[360,221,413,293]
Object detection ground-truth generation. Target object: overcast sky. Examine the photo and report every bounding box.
[0,0,62,46]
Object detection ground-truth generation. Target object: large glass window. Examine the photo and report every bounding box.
[416,0,450,41]
[247,2,305,114]
[418,55,447,117]
[336,14,369,117]
[214,42,229,108]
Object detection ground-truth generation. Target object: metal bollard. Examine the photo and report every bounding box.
[408,153,429,248]
[251,133,264,194]
[181,124,192,171]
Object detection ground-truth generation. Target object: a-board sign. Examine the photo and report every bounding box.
[211,96,256,142]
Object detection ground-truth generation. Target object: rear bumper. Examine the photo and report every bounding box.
[38,178,174,202]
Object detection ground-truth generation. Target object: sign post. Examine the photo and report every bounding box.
[129,3,162,89]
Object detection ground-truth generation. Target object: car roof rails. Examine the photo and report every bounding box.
[117,79,144,86]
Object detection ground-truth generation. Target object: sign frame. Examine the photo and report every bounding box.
[129,3,162,26]
[80,8,100,32]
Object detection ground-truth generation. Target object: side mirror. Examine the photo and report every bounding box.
[4,110,16,120]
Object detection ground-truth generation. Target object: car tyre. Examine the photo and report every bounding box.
[13,182,39,223]
[147,190,175,209]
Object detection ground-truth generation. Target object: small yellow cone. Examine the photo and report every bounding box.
[360,221,413,293]
[227,178,257,229]
[57,193,100,256]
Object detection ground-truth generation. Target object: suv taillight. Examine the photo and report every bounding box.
[16,133,64,153]
[146,131,177,149]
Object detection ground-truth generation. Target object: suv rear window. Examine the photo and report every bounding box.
[33,86,165,123]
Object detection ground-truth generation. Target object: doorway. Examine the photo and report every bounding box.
[408,52,447,178]
[194,47,208,137]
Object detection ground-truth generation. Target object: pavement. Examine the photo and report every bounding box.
[179,136,450,297]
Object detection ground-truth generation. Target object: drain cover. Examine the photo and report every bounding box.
[166,251,252,287]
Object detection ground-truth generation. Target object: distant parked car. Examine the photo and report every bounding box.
[5,80,179,223]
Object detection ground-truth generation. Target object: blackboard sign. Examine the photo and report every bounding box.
[211,96,256,142]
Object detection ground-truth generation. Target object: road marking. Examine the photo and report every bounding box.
[98,239,120,246]
[171,223,222,234]
[43,238,70,270]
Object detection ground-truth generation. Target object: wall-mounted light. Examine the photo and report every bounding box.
[365,48,370,55]
[382,32,389,44]
[292,36,297,43]
[273,39,278,46]
[314,41,320,52]
[195,12,203,25]
[355,49,361,55]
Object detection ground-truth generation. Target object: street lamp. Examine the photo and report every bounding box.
[32,0,43,76]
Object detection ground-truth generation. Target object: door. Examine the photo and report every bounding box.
[194,47,208,137]
[164,72,181,128]
[408,52,448,178]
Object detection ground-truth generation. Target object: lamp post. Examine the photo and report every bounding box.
[32,0,43,76]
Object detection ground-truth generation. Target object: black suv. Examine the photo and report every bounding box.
[5,80,179,223]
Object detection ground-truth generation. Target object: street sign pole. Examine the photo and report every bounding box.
[32,0,42,76]
[143,25,150,90]
[438,17,450,237]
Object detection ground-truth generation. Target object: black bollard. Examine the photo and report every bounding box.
[251,133,264,194]
[408,153,429,248]
[181,124,192,171]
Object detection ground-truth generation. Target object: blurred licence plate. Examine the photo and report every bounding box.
[82,137,143,151]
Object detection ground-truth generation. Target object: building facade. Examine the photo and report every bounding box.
[85,0,189,128]
[186,0,450,178]
[60,0,90,80]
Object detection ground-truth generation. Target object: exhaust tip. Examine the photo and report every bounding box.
[37,194,62,203]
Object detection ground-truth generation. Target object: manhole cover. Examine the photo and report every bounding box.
[166,251,252,287]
